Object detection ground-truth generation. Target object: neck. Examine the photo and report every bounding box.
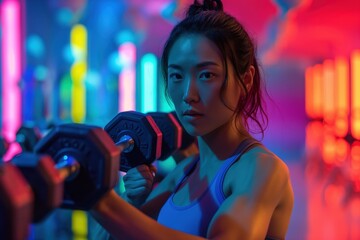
[197,118,251,162]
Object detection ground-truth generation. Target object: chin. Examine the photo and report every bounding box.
[185,126,211,138]
[183,125,202,137]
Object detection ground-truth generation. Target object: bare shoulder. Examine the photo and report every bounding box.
[208,145,293,239]
[225,144,291,197]
[244,145,290,175]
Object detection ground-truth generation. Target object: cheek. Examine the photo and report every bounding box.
[223,84,241,109]
[167,83,182,103]
[199,84,224,106]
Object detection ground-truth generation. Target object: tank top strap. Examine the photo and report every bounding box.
[214,137,261,200]
[221,137,261,171]
[173,137,260,194]
[173,154,200,192]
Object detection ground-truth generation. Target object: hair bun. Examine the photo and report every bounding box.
[186,0,224,17]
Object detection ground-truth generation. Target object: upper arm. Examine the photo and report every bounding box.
[207,151,291,239]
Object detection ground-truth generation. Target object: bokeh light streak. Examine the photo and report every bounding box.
[70,23,88,238]
[118,42,136,112]
[141,53,158,112]
[0,0,23,160]
[312,64,324,119]
[70,24,87,123]
[334,57,349,137]
[351,50,360,140]
[305,67,315,118]
[322,60,335,124]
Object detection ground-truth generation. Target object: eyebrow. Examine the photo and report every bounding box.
[168,61,220,69]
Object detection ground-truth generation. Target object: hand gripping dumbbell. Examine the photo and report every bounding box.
[0,160,34,240]
[104,111,196,172]
[11,123,120,223]
[104,111,163,172]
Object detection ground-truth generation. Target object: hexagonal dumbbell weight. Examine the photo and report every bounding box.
[11,153,70,222]
[104,111,163,172]
[30,123,120,210]
[0,136,9,157]
[0,124,42,158]
[16,125,42,152]
[168,111,196,150]
[0,160,34,240]
[147,111,196,160]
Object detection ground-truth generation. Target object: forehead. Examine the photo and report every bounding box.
[168,34,223,66]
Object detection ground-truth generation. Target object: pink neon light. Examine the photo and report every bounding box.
[1,0,22,160]
[118,43,136,112]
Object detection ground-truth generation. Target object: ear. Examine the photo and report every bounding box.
[243,65,255,92]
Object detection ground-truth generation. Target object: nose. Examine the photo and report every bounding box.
[183,77,199,104]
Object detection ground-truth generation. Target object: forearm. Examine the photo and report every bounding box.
[90,190,205,240]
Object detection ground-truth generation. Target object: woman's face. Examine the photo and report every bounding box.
[167,34,242,136]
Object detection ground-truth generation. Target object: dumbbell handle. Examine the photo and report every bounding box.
[115,134,135,153]
[54,155,80,181]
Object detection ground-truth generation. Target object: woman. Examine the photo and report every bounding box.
[91,0,294,239]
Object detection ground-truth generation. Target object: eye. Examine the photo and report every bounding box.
[199,72,215,81]
[169,73,183,82]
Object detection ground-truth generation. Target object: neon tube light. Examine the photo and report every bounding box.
[1,0,22,160]
[351,50,360,140]
[70,24,88,239]
[312,64,324,119]
[322,59,335,124]
[118,42,136,112]
[70,24,87,123]
[305,67,315,118]
[334,57,349,137]
[141,53,158,112]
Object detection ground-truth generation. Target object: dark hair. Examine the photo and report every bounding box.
[161,0,268,138]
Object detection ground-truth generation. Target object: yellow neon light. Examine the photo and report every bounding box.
[70,24,87,123]
[72,210,88,240]
[70,24,88,239]
[71,24,87,60]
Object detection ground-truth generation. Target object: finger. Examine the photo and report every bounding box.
[123,170,154,182]
[124,178,153,189]
[126,186,153,197]
[149,165,157,176]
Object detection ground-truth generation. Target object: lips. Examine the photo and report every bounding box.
[183,109,204,117]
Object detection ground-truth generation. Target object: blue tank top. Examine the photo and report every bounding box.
[157,138,260,237]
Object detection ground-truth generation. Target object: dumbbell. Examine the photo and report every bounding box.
[11,123,120,223]
[146,111,196,160]
[11,153,78,222]
[0,123,118,238]
[104,111,163,172]
[0,136,8,157]
[0,125,42,157]
[168,111,197,150]
[16,125,42,152]
[104,111,196,172]
[0,160,34,240]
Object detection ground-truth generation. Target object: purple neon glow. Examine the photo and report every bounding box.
[1,0,23,160]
